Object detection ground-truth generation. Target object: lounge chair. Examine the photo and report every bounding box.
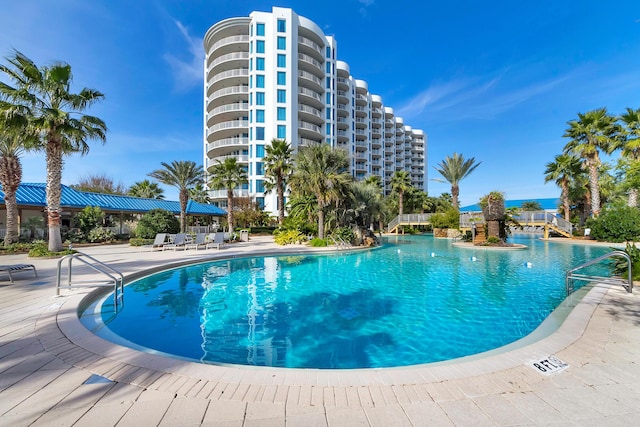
[163,233,187,251]
[205,232,225,250]
[0,264,38,283]
[185,233,207,250]
[147,233,167,251]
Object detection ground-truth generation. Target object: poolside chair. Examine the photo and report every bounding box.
[148,233,167,251]
[185,233,207,250]
[163,233,187,251]
[206,232,225,250]
[0,264,38,284]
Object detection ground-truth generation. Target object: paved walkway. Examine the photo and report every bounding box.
[0,236,639,426]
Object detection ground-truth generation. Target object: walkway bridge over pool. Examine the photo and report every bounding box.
[388,210,573,238]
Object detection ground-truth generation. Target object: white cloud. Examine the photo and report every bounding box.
[163,20,204,92]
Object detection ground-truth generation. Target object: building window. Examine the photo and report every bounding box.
[249,75,253,88]
[256,92,265,105]
[326,62,331,73]
[249,93,252,105]
[249,58,253,71]
[256,161,264,175]
[277,54,286,68]
[256,75,265,88]
[277,36,286,50]
[256,179,265,192]
[256,57,265,71]
[326,77,331,89]
[256,127,265,140]
[256,23,265,36]
[256,144,265,157]
[277,89,286,103]
[249,128,253,140]
[249,41,253,54]
[277,71,286,85]
[325,108,331,119]
[326,93,331,104]
[277,19,286,32]
[249,110,252,123]
[256,109,265,123]
[277,125,286,138]
[256,197,265,209]
[326,123,331,135]
[277,107,286,120]
[326,46,331,58]
[256,40,265,53]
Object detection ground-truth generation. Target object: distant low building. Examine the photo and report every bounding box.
[0,183,227,238]
[459,198,560,214]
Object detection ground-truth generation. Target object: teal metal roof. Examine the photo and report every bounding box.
[459,197,560,212]
[1,183,226,216]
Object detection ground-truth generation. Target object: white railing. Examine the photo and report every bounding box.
[208,52,249,70]
[210,68,249,85]
[207,137,249,152]
[298,87,323,102]
[211,85,249,99]
[209,35,249,53]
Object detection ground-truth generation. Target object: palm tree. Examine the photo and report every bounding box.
[149,160,203,232]
[189,182,211,204]
[289,144,351,239]
[0,51,107,251]
[0,111,35,245]
[544,154,582,222]
[619,107,640,206]
[432,153,481,209]
[263,139,293,225]
[208,157,248,233]
[563,108,622,216]
[390,170,412,217]
[128,179,165,199]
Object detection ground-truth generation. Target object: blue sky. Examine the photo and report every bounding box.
[1,1,639,206]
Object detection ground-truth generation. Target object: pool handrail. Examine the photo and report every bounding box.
[565,250,633,295]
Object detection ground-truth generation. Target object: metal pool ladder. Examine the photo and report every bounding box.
[56,252,124,307]
[565,250,633,295]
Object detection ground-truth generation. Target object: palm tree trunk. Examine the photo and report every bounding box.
[179,189,188,233]
[588,163,601,217]
[46,140,64,252]
[318,208,325,239]
[398,191,404,217]
[451,184,460,209]
[561,179,571,222]
[277,176,284,225]
[0,155,21,245]
[628,188,638,207]
[227,189,234,233]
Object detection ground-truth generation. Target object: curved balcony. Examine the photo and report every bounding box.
[336,116,349,130]
[371,127,382,138]
[297,35,324,62]
[206,137,249,157]
[208,188,250,199]
[355,129,367,141]
[298,87,324,110]
[206,52,249,80]
[336,103,349,117]
[355,94,368,106]
[206,85,248,112]
[298,53,324,78]
[384,137,394,147]
[206,120,248,143]
[355,118,367,128]
[207,68,249,97]
[336,129,349,143]
[336,90,349,104]
[298,70,324,93]
[336,76,349,90]
[298,104,324,125]
[206,102,248,127]
[206,35,250,66]
[371,107,383,118]
[371,139,382,149]
[298,120,323,140]
[354,105,367,117]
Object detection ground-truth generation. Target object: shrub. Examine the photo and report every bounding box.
[87,227,116,243]
[273,229,305,245]
[486,236,502,245]
[309,238,327,247]
[331,227,355,244]
[136,209,180,239]
[129,238,154,247]
[430,209,460,229]
[28,242,75,257]
[76,206,104,236]
[586,206,640,242]
[62,228,84,244]
[611,242,640,281]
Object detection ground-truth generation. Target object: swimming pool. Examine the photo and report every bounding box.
[81,235,610,369]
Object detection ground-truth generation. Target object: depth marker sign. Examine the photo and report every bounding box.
[527,355,569,375]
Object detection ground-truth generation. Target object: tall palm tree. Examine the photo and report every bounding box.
[0,111,35,245]
[263,139,293,225]
[189,182,211,204]
[289,144,351,239]
[432,153,481,209]
[563,108,622,216]
[149,160,203,232]
[544,154,582,221]
[0,51,107,251]
[619,107,640,207]
[390,170,412,217]
[208,157,248,233]
[128,179,165,199]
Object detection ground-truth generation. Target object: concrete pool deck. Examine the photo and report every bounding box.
[0,236,639,426]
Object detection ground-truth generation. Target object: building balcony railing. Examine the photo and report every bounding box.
[209,35,250,54]
[210,68,249,85]
[209,119,248,133]
[208,52,249,72]
[210,85,249,99]
[298,36,324,57]
[208,189,250,199]
[207,137,249,154]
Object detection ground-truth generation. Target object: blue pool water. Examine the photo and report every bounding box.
[82,235,611,369]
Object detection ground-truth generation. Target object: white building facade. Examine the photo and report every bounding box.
[204,7,427,215]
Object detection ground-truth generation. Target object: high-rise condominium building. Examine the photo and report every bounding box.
[204,7,427,215]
